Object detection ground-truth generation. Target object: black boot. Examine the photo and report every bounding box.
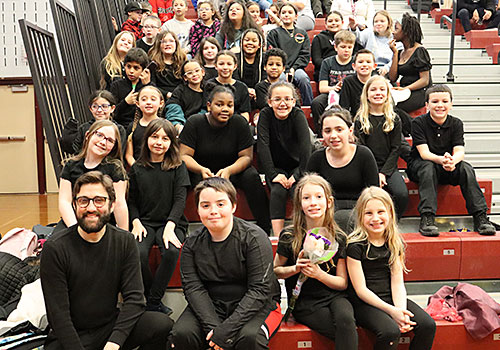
[473,212,496,236]
[419,213,439,237]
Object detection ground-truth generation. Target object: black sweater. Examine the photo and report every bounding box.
[311,30,337,81]
[354,114,402,176]
[267,27,311,71]
[180,217,279,349]
[339,74,365,116]
[257,106,312,180]
[128,161,190,228]
[40,224,145,349]
[166,84,204,119]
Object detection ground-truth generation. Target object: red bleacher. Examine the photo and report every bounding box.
[464,30,500,49]
[429,8,487,36]
[269,318,500,350]
[485,43,500,63]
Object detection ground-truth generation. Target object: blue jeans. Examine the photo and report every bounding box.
[279,70,314,106]
[257,0,272,10]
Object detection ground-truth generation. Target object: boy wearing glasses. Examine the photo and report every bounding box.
[41,171,173,350]
[137,15,162,53]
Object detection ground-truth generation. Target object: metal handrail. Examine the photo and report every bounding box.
[439,1,457,82]
[384,0,387,10]
[417,0,422,22]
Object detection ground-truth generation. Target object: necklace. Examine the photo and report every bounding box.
[284,27,294,38]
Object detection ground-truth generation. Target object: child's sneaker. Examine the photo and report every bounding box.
[419,213,439,237]
[473,212,496,236]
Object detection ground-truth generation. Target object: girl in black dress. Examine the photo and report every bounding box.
[347,186,436,350]
[354,75,408,219]
[128,119,190,314]
[257,82,312,236]
[274,174,358,350]
[388,13,432,113]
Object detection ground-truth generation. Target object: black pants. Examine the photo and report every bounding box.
[172,305,280,350]
[396,88,426,113]
[45,311,173,350]
[335,199,357,234]
[190,166,271,234]
[295,296,358,350]
[407,159,488,215]
[137,224,185,304]
[265,170,297,220]
[383,171,409,220]
[311,93,329,135]
[353,299,436,350]
[458,7,500,32]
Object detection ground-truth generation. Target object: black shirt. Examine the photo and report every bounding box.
[136,38,153,54]
[319,56,355,87]
[151,64,183,97]
[410,112,465,160]
[166,84,204,119]
[128,161,190,228]
[311,30,337,81]
[257,107,312,180]
[354,114,402,176]
[306,146,378,207]
[203,78,252,115]
[61,159,126,188]
[255,80,271,111]
[267,27,311,71]
[347,240,392,304]
[110,78,148,128]
[179,113,254,173]
[339,74,365,116]
[126,123,148,161]
[40,224,145,348]
[397,46,432,89]
[277,229,347,317]
[180,217,280,349]
[235,53,266,89]
[203,66,218,82]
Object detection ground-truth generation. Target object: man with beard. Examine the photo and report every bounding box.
[40,171,173,350]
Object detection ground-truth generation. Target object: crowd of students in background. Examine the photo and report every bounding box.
[49,0,497,349]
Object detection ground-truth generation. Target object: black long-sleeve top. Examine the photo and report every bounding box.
[180,217,280,349]
[311,30,337,81]
[128,161,190,228]
[166,84,204,120]
[150,64,183,97]
[354,114,402,176]
[306,146,379,205]
[110,78,148,128]
[267,27,311,71]
[257,106,312,180]
[40,224,145,349]
[339,74,365,116]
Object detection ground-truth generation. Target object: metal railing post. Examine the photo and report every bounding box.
[384,0,387,10]
[417,0,422,22]
[446,1,457,82]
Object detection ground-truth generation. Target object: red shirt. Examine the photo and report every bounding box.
[121,19,144,40]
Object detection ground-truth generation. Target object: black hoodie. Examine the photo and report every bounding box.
[311,30,337,82]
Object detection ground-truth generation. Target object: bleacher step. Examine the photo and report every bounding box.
[433,64,500,83]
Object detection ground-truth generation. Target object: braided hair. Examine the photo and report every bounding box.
[401,12,423,46]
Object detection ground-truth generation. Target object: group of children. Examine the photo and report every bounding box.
[53,0,497,348]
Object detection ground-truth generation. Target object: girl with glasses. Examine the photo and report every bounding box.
[257,82,312,236]
[58,120,128,232]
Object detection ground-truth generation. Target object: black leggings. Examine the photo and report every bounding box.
[294,296,358,350]
[137,224,185,305]
[265,170,297,220]
[383,171,409,220]
[353,299,436,350]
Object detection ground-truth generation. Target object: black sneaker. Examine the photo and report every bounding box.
[419,213,439,237]
[146,301,173,316]
[473,213,496,236]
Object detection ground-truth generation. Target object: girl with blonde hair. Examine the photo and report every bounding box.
[347,186,436,350]
[354,75,408,219]
[99,31,136,90]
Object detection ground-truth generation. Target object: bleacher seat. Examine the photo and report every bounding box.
[485,43,500,64]
[464,30,500,49]
[404,179,492,217]
[459,232,500,279]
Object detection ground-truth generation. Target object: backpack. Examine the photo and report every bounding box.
[0,228,39,260]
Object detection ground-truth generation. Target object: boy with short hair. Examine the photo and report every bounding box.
[122,2,148,40]
[110,48,151,128]
[311,30,356,134]
[339,49,376,116]
[137,15,161,53]
[408,84,495,236]
[255,48,287,110]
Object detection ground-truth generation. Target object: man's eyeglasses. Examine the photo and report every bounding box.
[75,196,109,208]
